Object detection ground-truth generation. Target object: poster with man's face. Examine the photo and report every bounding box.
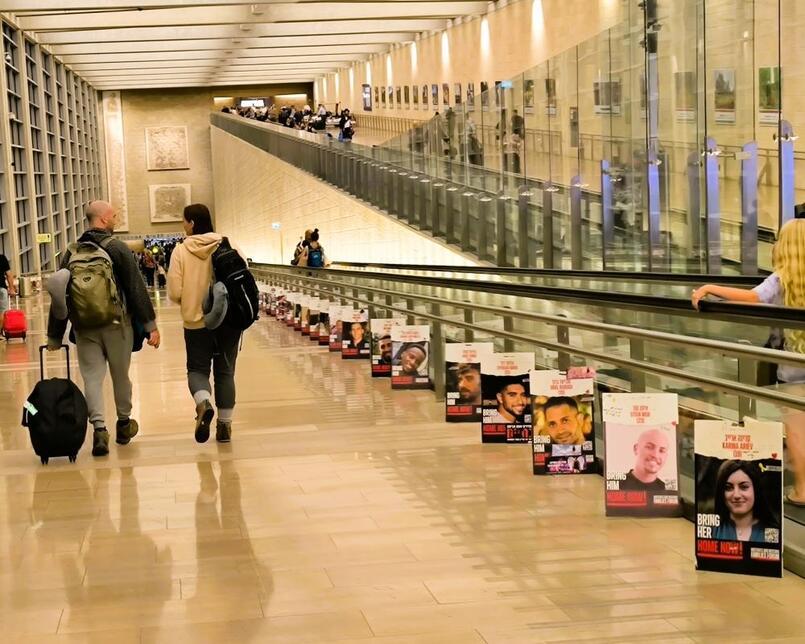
[530,369,595,474]
[391,325,431,390]
[299,296,311,335]
[329,305,350,352]
[371,318,402,377]
[445,342,494,423]
[481,353,533,443]
[603,393,680,516]
[342,309,370,359]
[317,301,331,346]
[695,418,783,578]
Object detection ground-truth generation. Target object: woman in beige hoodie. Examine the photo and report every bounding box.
[167,204,244,443]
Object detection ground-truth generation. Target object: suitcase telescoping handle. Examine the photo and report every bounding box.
[39,344,71,382]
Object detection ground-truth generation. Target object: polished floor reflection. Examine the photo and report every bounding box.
[2,292,805,642]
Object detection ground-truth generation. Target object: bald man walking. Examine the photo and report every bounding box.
[47,201,161,457]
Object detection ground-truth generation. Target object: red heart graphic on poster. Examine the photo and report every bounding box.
[772,453,778,459]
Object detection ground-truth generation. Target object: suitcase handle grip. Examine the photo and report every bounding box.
[39,344,71,382]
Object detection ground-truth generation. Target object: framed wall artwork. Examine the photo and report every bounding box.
[362,84,372,112]
[145,125,189,171]
[524,79,535,114]
[713,69,736,124]
[149,184,190,223]
[758,66,780,125]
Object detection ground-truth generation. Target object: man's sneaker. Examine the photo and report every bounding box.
[215,421,232,443]
[195,400,214,443]
[116,418,139,445]
[92,428,110,457]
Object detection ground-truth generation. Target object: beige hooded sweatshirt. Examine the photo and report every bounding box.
[167,233,244,330]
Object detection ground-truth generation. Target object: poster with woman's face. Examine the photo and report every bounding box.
[317,302,331,346]
[391,325,431,390]
[308,298,321,341]
[603,393,680,516]
[341,309,369,359]
[695,418,783,578]
[445,342,494,423]
[530,370,595,475]
[481,353,533,444]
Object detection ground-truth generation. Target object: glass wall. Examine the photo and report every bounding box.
[374,0,800,274]
[0,17,102,277]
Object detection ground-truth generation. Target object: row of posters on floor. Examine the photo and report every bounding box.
[261,290,784,578]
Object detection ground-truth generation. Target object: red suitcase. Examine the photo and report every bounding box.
[3,297,27,341]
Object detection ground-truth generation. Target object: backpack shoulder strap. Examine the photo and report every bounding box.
[98,236,115,250]
[218,237,232,251]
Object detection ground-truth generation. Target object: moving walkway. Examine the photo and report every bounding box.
[252,261,805,576]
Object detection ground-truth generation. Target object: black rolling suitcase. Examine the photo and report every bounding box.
[22,345,88,464]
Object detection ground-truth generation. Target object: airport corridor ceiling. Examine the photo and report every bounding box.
[3,1,490,89]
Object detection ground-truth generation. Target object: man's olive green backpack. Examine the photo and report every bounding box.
[66,238,125,330]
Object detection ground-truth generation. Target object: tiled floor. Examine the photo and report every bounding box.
[2,291,805,642]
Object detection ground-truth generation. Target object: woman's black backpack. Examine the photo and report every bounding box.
[211,237,259,331]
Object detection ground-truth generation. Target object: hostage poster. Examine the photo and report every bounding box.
[603,393,680,516]
[317,303,331,346]
[445,342,494,423]
[329,305,350,352]
[695,418,783,577]
[391,325,431,390]
[370,318,402,377]
[481,353,533,443]
[342,309,370,359]
[530,368,595,474]
[308,298,321,342]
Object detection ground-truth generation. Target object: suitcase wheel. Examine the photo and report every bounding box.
[40,456,48,465]
[69,454,77,463]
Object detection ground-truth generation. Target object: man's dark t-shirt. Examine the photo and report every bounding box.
[620,470,666,492]
[0,254,10,290]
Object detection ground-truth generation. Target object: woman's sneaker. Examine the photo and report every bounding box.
[195,400,214,443]
[215,421,232,443]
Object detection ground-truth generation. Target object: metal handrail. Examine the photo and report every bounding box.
[253,263,805,329]
[330,261,768,284]
[258,268,805,412]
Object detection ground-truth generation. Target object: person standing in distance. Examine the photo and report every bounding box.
[168,204,245,443]
[46,201,161,457]
[0,250,17,332]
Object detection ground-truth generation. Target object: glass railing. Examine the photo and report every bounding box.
[214,1,805,275]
